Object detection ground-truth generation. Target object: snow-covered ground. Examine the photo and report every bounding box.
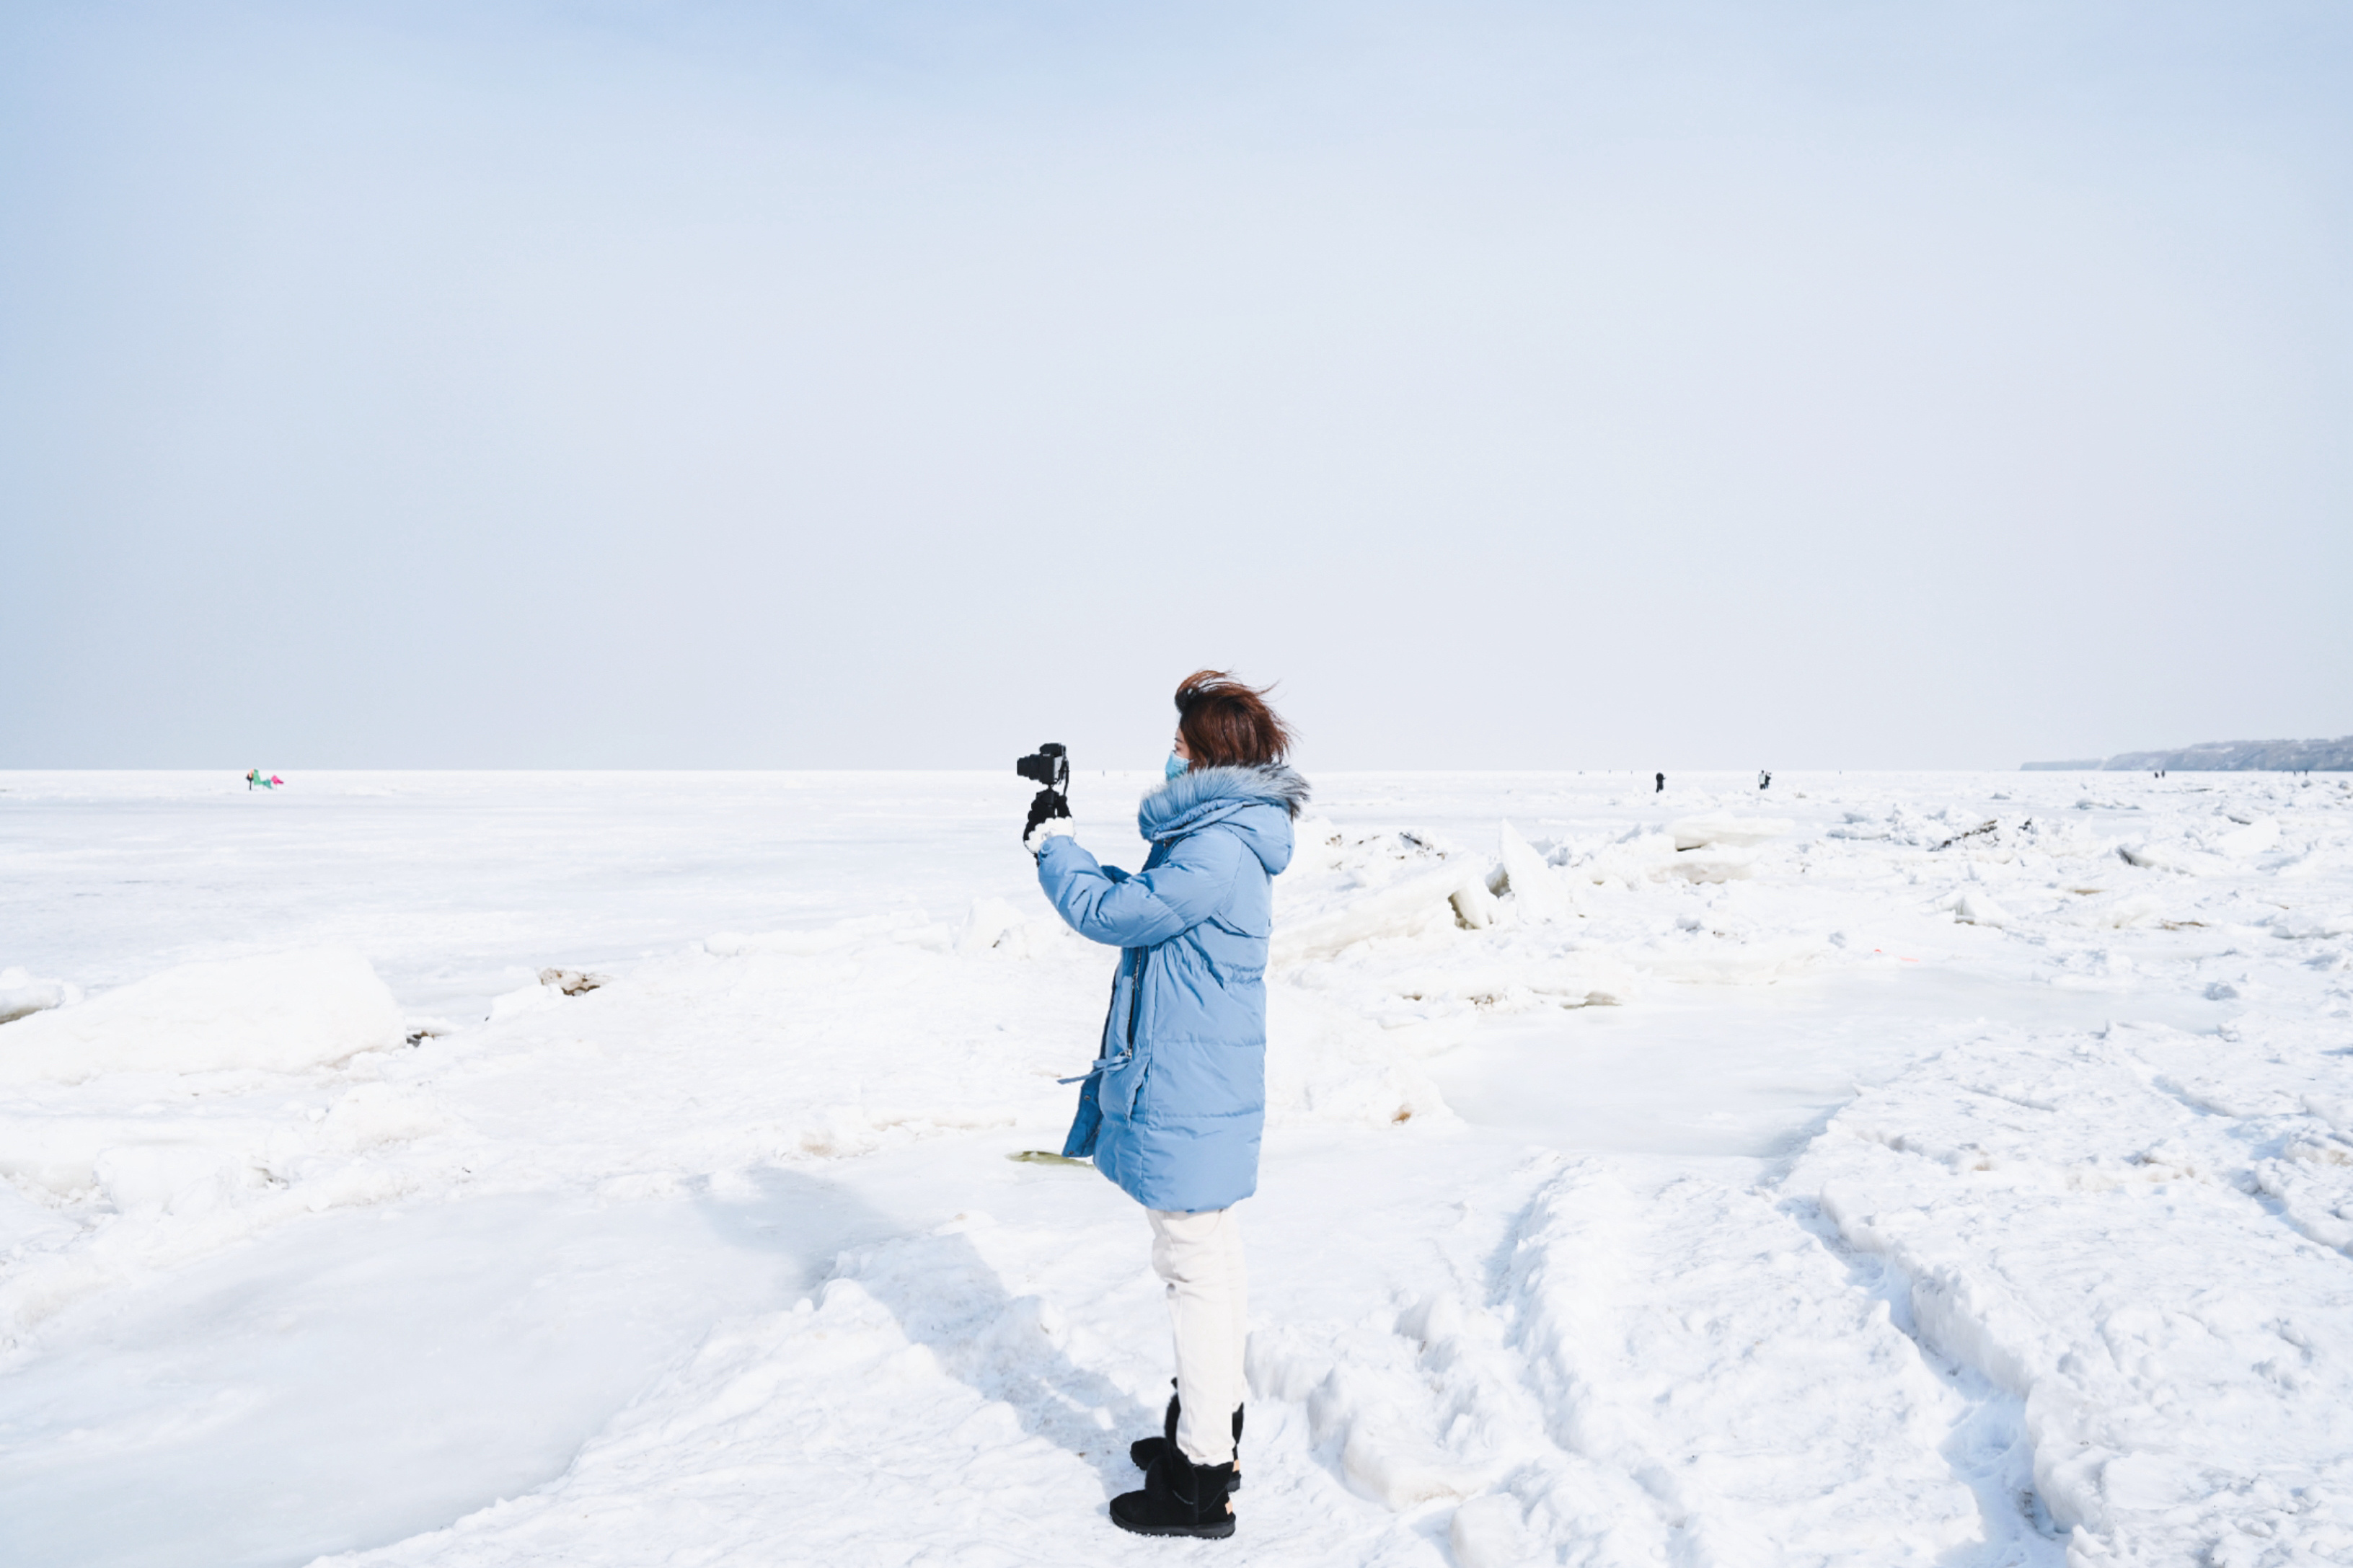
[3,769,2350,1567]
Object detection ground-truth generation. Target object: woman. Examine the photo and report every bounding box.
[1025,670,1308,1540]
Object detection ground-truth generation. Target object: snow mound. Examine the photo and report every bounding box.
[1275,827,1478,961]
[1666,814,1791,851]
[954,898,1024,954]
[1572,826,1760,886]
[2270,908,2353,941]
[487,982,562,1022]
[0,984,66,1027]
[1266,988,1456,1130]
[0,968,78,1026]
[1953,890,2012,928]
[1496,820,1573,922]
[1448,874,1501,930]
[2116,839,2230,876]
[0,950,403,1084]
[321,1084,449,1151]
[2209,818,2279,859]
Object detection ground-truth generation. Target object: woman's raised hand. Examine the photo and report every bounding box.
[1023,789,1075,856]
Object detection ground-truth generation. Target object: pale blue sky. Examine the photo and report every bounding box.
[2,1,2347,769]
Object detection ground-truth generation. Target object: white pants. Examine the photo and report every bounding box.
[1147,1205,1248,1466]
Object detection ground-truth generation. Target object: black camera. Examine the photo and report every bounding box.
[1016,743,1071,843]
[1015,743,1069,791]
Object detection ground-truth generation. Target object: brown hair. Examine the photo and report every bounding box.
[1175,670,1294,769]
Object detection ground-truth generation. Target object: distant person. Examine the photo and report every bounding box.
[1759,771,1772,790]
[1655,772,1665,793]
[1025,670,1307,1540]
[244,769,283,791]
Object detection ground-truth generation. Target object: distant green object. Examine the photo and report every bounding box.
[245,769,284,790]
[1007,1150,1090,1166]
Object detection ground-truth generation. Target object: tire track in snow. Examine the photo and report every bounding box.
[1493,1161,1989,1567]
[1788,1021,2353,1565]
[1250,1159,2002,1567]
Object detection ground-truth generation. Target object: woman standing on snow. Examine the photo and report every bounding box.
[1025,670,1307,1541]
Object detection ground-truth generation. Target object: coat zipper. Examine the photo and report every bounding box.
[1124,947,1147,1046]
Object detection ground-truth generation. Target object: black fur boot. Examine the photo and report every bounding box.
[1110,1439,1236,1539]
[1129,1385,1244,1492]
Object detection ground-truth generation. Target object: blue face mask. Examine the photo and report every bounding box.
[1165,753,1189,781]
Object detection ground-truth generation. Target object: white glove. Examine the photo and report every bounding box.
[1025,817,1078,857]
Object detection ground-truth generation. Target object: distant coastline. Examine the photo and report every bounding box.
[2023,736,2353,771]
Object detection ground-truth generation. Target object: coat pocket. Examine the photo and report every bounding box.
[1103,1048,1148,1120]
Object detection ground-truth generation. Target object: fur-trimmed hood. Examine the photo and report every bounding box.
[1138,763,1310,874]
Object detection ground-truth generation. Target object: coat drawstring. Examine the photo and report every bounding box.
[1058,1050,1131,1086]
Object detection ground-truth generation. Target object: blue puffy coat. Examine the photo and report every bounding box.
[1038,763,1310,1213]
